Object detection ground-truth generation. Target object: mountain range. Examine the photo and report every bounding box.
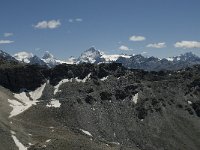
[1,48,200,71]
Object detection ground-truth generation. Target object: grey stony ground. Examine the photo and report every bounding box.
[0,63,200,150]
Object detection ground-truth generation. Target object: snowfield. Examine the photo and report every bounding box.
[8,83,46,118]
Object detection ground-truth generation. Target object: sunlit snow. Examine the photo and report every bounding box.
[75,73,91,82]
[100,76,109,81]
[80,129,92,137]
[46,99,61,108]
[8,83,46,118]
[11,131,27,150]
[54,73,91,95]
[54,79,73,95]
[132,93,139,104]
[101,54,132,62]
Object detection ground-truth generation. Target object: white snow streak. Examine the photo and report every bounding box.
[75,73,91,83]
[102,54,131,62]
[11,131,27,150]
[46,139,51,143]
[100,76,109,81]
[80,129,92,137]
[54,73,91,95]
[54,79,73,95]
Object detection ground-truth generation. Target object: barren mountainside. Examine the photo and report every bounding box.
[0,61,200,150]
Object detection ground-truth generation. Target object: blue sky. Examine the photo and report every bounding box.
[0,0,200,59]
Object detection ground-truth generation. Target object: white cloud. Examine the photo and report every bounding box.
[4,33,13,37]
[75,18,83,22]
[174,41,200,49]
[129,35,146,41]
[34,20,61,29]
[119,45,131,51]
[146,42,166,48]
[0,40,14,44]
[68,18,83,23]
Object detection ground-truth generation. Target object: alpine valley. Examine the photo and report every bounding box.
[0,48,200,150]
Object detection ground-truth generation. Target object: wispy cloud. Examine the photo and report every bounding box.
[146,42,166,48]
[34,20,61,29]
[75,18,83,22]
[119,45,132,51]
[35,48,42,51]
[68,19,73,23]
[68,18,83,23]
[4,33,13,37]
[142,51,147,54]
[0,40,14,44]
[129,35,146,41]
[174,41,200,49]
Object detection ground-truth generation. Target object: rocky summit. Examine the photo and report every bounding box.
[0,60,200,150]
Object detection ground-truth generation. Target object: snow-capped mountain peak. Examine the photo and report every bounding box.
[13,51,34,63]
[77,47,133,64]
[66,56,77,64]
[42,51,54,59]
[101,53,132,62]
[166,52,199,62]
[0,50,17,62]
[77,47,104,63]
[41,51,66,67]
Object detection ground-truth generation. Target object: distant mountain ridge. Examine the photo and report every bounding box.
[0,50,17,62]
[1,48,200,71]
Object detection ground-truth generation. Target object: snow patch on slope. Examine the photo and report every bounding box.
[100,76,109,81]
[80,129,92,137]
[54,73,91,95]
[46,99,61,108]
[132,93,139,104]
[8,83,46,118]
[45,139,51,143]
[29,83,46,100]
[75,73,91,82]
